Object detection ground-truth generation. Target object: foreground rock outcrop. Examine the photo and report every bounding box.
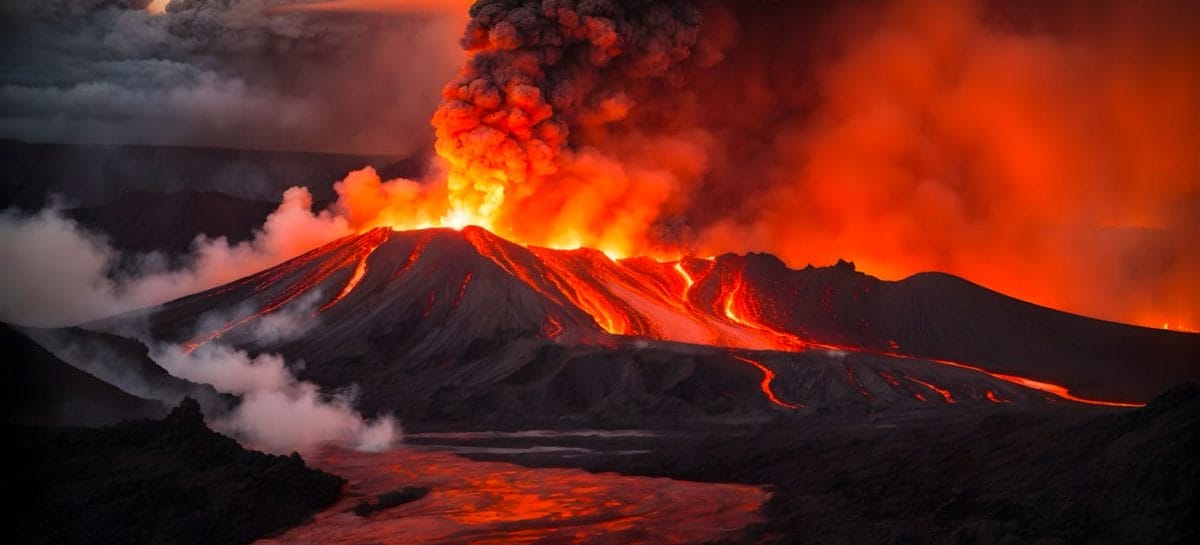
[4,399,344,545]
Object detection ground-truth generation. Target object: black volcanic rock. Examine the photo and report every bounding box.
[462,384,1200,545]
[83,227,1198,429]
[23,326,233,415]
[353,487,430,517]
[4,398,345,545]
[1,324,165,427]
[104,227,1200,427]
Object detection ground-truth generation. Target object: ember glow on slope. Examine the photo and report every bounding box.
[181,226,1147,408]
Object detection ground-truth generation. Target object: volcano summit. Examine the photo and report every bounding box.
[117,226,1198,428]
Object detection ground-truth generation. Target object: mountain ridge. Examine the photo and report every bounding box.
[96,227,1200,425]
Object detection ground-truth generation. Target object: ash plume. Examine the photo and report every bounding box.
[429,0,1200,328]
[2,0,1196,331]
[432,0,710,236]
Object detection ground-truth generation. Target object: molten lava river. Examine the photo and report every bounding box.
[256,447,767,545]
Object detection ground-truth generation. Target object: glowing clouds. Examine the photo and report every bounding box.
[144,0,171,15]
[429,0,704,248]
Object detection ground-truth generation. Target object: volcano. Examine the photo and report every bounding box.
[111,226,1200,426]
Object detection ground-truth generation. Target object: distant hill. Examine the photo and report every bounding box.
[0,139,424,209]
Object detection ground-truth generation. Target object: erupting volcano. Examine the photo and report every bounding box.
[6,1,1200,544]
[136,224,1198,424]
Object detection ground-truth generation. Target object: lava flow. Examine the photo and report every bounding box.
[257,448,769,545]
[176,226,1166,408]
[904,376,956,404]
[182,228,390,353]
[729,353,802,410]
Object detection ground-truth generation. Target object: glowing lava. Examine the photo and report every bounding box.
[182,226,1152,408]
[183,228,389,352]
[985,390,1012,404]
[319,253,370,312]
[258,448,769,545]
[729,354,802,410]
[904,376,956,404]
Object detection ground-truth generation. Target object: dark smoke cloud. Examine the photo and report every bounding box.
[432,0,712,218]
[444,0,1198,328]
[0,0,463,154]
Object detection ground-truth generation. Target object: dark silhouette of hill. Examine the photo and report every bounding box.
[104,228,1199,428]
[4,399,344,545]
[1,324,165,427]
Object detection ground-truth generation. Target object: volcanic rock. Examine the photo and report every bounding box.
[101,227,1199,428]
[1,323,165,427]
[3,398,345,545]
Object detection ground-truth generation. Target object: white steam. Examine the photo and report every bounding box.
[0,186,350,327]
[153,342,400,454]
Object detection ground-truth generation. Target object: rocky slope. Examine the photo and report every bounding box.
[103,227,1200,428]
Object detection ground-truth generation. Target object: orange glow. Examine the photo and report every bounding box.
[904,376,956,404]
[544,314,564,339]
[452,272,473,309]
[188,224,1153,409]
[880,351,1145,408]
[985,390,1011,404]
[144,0,170,14]
[318,253,370,312]
[259,448,768,544]
[728,354,801,410]
[392,232,434,280]
[183,229,389,352]
[674,261,696,301]
[878,371,902,387]
[718,269,808,351]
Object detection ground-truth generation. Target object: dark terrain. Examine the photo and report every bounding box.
[121,227,1200,428]
[3,399,344,545]
[1,324,166,427]
[7,143,1200,544]
[414,385,1200,545]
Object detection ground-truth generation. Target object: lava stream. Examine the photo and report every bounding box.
[183,229,389,352]
[729,354,802,410]
[985,390,1012,404]
[182,227,1150,409]
[319,253,370,312]
[904,376,956,404]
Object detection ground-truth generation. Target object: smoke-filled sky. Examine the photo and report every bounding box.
[1,0,1197,329]
[422,0,1199,329]
[0,0,466,154]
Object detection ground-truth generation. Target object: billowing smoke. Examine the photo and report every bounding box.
[430,0,715,251]
[0,189,397,453]
[0,186,349,327]
[0,0,464,154]
[422,0,1200,329]
[152,342,399,453]
[2,0,1196,331]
